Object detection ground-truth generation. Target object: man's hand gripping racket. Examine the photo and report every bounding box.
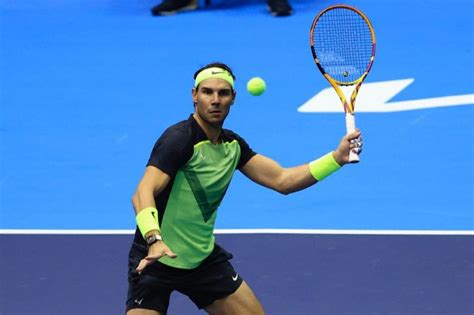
[310,5,376,163]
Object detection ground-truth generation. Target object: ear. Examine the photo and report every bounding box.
[231,90,237,105]
[192,87,198,105]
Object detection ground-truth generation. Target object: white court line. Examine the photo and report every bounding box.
[0,229,472,235]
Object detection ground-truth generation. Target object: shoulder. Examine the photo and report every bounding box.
[149,118,197,158]
[160,119,194,143]
[147,118,196,176]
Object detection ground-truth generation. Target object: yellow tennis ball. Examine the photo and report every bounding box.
[247,77,266,96]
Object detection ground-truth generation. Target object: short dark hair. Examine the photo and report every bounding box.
[193,62,236,82]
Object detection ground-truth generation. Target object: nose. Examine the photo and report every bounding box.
[211,92,220,105]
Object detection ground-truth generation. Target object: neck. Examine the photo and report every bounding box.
[193,113,222,144]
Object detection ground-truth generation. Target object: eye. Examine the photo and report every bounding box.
[219,90,231,97]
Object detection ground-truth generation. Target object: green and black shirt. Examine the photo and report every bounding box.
[132,115,256,269]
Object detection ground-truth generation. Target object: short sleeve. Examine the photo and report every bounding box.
[235,134,257,169]
[146,126,193,177]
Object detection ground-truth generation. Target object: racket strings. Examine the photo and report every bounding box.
[313,7,373,84]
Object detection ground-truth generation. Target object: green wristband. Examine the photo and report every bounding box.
[136,207,160,239]
[309,152,341,181]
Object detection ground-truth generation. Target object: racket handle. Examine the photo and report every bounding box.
[345,113,360,163]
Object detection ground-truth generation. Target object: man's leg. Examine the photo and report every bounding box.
[204,281,265,315]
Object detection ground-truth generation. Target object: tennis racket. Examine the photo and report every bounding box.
[310,5,376,163]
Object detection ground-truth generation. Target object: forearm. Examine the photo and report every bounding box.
[132,188,160,238]
[243,152,344,195]
[275,164,317,195]
[132,167,171,238]
[277,151,346,194]
[244,155,316,195]
[132,186,157,215]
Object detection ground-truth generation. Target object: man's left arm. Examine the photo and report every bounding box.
[240,130,362,195]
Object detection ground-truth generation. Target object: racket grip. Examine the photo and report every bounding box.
[345,113,360,163]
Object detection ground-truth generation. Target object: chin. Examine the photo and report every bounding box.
[207,115,227,126]
[208,119,224,127]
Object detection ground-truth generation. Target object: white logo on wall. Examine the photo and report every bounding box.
[298,79,474,113]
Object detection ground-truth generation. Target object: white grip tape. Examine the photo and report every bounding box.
[345,113,360,163]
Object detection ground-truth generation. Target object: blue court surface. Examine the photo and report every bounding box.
[1,0,473,314]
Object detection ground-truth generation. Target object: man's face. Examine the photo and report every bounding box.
[192,78,236,127]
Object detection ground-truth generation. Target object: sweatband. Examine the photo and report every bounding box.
[136,207,160,239]
[309,152,341,181]
[194,67,234,88]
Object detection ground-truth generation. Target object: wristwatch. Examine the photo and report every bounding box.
[146,234,162,246]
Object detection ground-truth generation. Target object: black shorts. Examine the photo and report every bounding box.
[125,242,243,313]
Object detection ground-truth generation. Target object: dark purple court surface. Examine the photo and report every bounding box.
[1,233,472,314]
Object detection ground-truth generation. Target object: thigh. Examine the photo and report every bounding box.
[126,271,173,313]
[204,281,265,315]
[178,258,243,309]
[126,246,173,313]
[177,244,245,309]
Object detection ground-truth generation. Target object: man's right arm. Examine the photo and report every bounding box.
[132,165,177,273]
[132,165,170,215]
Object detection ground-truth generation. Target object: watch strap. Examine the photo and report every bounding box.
[146,234,162,246]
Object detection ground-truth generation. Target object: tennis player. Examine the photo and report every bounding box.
[126,62,362,314]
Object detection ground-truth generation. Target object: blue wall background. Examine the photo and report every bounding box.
[1,0,473,230]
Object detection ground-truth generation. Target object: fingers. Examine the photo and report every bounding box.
[349,133,363,154]
[346,128,361,140]
[334,129,364,165]
[135,250,178,274]
[345,129,363,155]
[136,255,161,274]
[165,250,177,258]
[149,250,177,259]
[136,258,151,273]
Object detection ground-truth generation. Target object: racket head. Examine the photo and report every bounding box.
[310,5,376,87]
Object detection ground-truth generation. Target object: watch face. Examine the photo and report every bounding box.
[147,235,156,244]
[147,234,161,245]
